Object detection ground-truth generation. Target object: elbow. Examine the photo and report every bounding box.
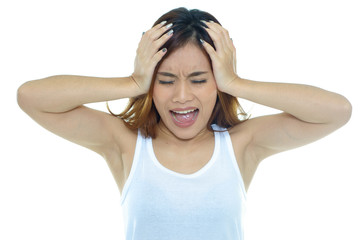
[17,76,54,111]
[342,98,352,124]
[335,96,352,127]
[17,82,30,110]
[17,81,38,112]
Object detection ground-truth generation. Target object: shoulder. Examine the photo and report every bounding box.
[227,116,274,164]
[225,120,262,190]
[227,120,253,148]
[227,115,280,163]
[104,116,138,159]
[99,116,139,192]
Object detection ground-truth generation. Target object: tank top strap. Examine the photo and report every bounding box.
[211,124,247,198]
[120,129,143,204]
[121,126,247,239]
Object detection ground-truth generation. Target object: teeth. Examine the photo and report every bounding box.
[172,109,197,114]
[171,108,199,123]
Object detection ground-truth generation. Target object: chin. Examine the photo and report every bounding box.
[156,107,212,140]
[172,129,200,140]
[166,121,209,141]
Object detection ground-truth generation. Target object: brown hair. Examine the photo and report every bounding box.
[107,7,248,138]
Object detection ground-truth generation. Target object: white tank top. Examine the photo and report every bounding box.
[121,124,247,240]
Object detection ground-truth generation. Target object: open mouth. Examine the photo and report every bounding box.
[170,108,199,126]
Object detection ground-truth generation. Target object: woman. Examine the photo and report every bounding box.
[17,7,352,240]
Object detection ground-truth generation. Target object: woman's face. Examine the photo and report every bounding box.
[153,43,218,140]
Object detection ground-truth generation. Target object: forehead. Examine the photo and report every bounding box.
[158,43,210,72]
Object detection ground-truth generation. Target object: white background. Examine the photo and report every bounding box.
[1,0,359,239]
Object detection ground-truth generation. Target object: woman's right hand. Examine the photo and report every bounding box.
[131,21,174,94]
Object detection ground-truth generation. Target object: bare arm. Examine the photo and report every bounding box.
[200,20,352,159]
[228,78,352,125]
[17,75,141,113]
[200,20,352,189]
[17,75,141,156]
[228,77,352,160]
[17,21,173,157]
[198,21,352,167]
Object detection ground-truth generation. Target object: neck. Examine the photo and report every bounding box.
[156,120,213,147]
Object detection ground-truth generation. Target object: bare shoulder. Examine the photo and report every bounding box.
[228,119,260,165]
[228,111,345,165]
[228,120,253,149]
[228,114,293,163]
[227,120,259,190]
[105,115,138,159]
[102,115,138,192]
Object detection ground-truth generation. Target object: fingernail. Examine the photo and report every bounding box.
[165,23,173,29]
[160,21,167,25]
[201,20,208,28]
[200,39,204,44]
[167,29,174,36]
[162,48,167,53]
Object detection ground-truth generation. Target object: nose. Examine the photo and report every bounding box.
[172,81,194,104]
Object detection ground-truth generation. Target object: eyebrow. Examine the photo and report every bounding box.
[157,71,208,78]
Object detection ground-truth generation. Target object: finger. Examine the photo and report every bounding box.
[144,21,167,37]
[141,23,173,57]
[206,21,230,39]
[144,26,173,57]
[225,33,235,52]
[200,39,217,61]
[154,22,174,40]
[233,48,237,73]
[204,21,233,53]
[154,28,174,49]
[202,25,224,53]
[203,21,225,43]
[151,48,168,67]
[144,22,173,41]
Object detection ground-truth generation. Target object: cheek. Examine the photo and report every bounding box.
[153,85,169,110]
[207,86,218,107]
[208,92,218,110]
[199,89,217,113]
[203,82,218,102]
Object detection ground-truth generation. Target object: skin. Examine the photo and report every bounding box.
[153,42,218,144]
[18,20,352,195]
[150,42,220,178]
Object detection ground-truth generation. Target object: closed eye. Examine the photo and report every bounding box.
[159,80,174,85]
[158,79,207,85]
[192,80,207,84]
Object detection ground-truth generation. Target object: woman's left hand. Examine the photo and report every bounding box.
[201,21,239,93]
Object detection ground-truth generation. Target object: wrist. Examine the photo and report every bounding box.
[220,76,246,97]
[128,75,148,96]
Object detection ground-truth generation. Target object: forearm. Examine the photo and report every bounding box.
[226,77,352,124]
[17,75,142,113]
